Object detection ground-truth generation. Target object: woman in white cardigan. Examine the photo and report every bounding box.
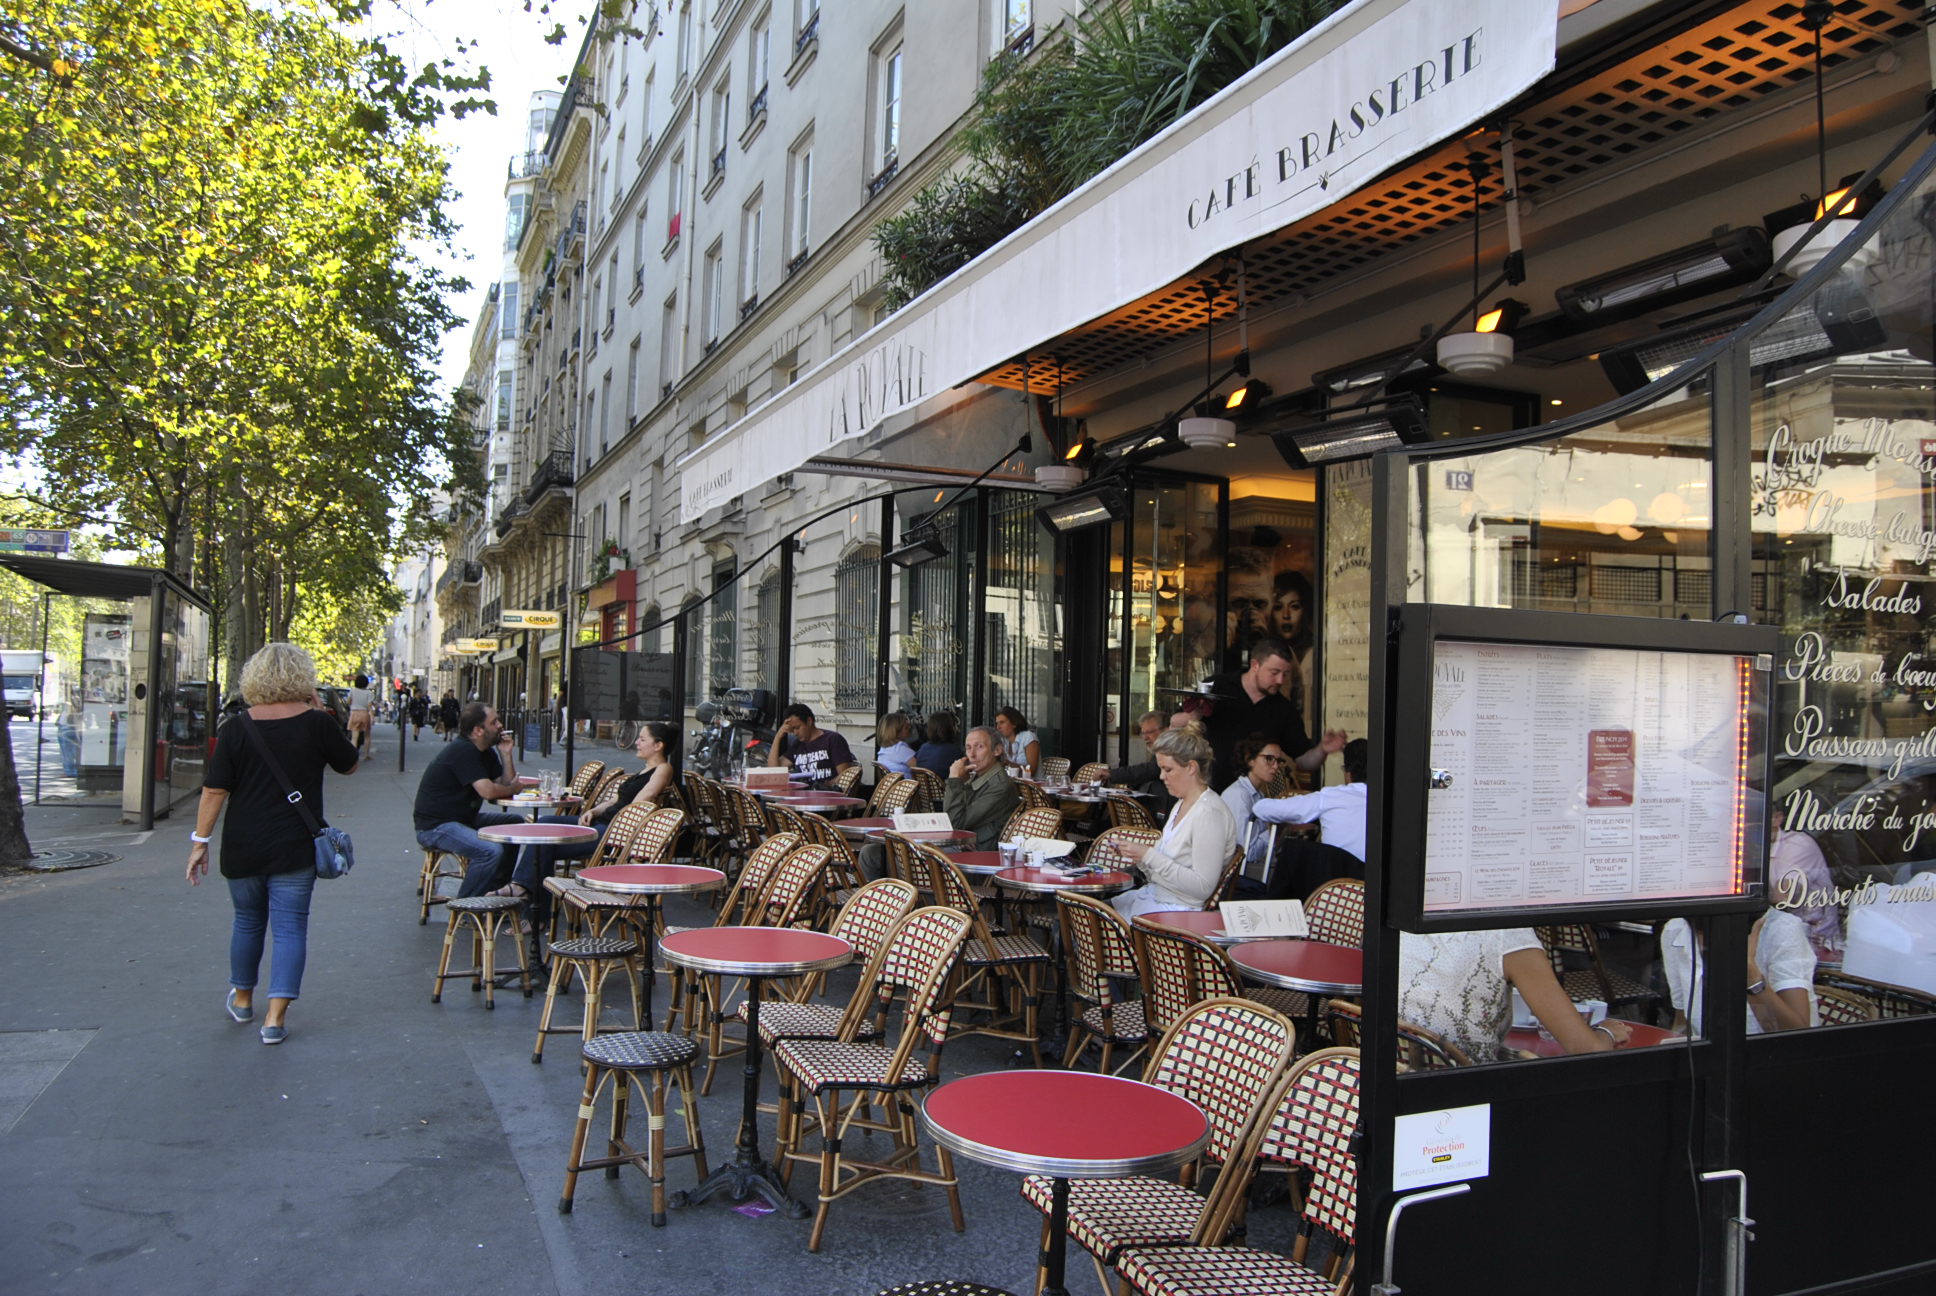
[1112,728,1237,918]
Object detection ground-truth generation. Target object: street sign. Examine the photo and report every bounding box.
[0,528,71,553]
[501,609,562,629]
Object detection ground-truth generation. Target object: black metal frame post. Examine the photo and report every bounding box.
[875,496,895,732]
[34,589,49,805]
[776,537,795,705]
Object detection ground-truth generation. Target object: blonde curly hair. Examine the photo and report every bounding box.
[1151,727,1214,783]
[238,642,319,706]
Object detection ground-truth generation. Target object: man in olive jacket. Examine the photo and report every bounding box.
[945,724,1022,850]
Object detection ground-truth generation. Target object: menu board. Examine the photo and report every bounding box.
[1423,639,1761,914]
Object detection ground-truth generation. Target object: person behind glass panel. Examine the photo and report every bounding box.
[993,706,1040,778]
[770,702,856,787]
[1270,568,1316,717]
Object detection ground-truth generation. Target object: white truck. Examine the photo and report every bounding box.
[0,649,51,720]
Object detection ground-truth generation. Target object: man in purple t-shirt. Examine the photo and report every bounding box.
[770,703,857,787]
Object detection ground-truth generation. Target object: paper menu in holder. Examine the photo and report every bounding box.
[1218,900,1310,939]
[744,768,792,790]
[1022,837,1076,859]
[891,811,953,832]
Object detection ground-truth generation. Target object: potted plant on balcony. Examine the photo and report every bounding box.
[589,539,629,584]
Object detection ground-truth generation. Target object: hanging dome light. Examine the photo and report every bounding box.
[1178,415,1236,449]
[1437,300,1525,377]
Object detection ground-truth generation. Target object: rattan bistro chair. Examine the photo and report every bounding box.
[1106,794,1158,830]
[1814,983,1881,1026]
[733,878,920,1047]
[926,845,1052,1065]
[1074,762,1112,785]
[1535,922,1659,1016]
[1114,1049,1364,1296]
[1021,997,1296,1296]
[1039,756,1072,781]
[773,906,975,1253]
[567,761,606,798]
[1057,892,1150,1073]
[1132,916,1306,1034]
[1304,877,1365,947]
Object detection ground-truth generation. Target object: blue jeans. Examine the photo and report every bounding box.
[228,868,317,1001]
[417,814,524,897]
[510,815,604,893]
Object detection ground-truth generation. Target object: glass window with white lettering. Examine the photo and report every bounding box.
[1750,166,1936,1027]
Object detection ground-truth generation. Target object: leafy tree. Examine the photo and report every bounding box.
[0,0,489,856]
[875,0,1349,307]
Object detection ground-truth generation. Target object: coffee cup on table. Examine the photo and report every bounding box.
[1578,999,1608,1026]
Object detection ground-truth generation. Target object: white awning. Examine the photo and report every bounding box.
[679,0,1558,521]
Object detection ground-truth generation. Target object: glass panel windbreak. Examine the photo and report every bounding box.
[1393,357,1720,1063]
[984,489,1062,756]
[790,506,877,758]
[1120,479,1221,730]
[1751,168,1936,1029]
[1404,396,1715,615]
[158,589,211,810]
[896,502,970,725]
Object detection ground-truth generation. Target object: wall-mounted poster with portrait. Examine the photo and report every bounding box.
[1227,493,1318,726]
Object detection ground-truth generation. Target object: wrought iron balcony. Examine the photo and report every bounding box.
[795,11,818,56]
[866,155,899,200]
[710,148,727,182]
[747,85,768,125]
[523,449,575,503]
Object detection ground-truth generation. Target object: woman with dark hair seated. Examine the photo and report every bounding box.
[913,710,963,775]
[496,721,680,902]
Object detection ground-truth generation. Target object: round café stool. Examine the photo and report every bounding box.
[874,1283,1017,1295]
[533,935,645,1065]
[431,896,531,1008]
[417,848,465,924]
[560,1031,708,1227]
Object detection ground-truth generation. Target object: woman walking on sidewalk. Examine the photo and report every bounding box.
[186,643,359,1044]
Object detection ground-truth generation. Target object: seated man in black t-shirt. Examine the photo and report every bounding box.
[769,703,856,787]
[1200,636,1346,792]
[412,702,525,897]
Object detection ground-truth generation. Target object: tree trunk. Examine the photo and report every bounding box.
[0,720,36,867]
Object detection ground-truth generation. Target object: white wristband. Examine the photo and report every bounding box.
[190,831,211,844]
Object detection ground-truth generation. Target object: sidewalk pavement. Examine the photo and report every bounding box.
[0,736,1100,1296]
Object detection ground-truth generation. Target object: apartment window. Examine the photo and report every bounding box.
[1000,0,1031,45]
[794,0,819,38]
[640,604,662,655]
[786,132,813,261]
[626,338,641,421]
[877,41,903,170]
[605,253,619,332]
[667,152,685,245]
[702,241,724,344]
[598,372,612,451]
[748,15,770,101]
[499,282,519,339]
[597,161,608,218]
[738,195,762,312]
[677,2,693,79]
[504,194,528,249]
[659,293,678,393]
[755,570,782,691]
[590,276,603,327]
[640,72,654,150]
[708,79,730,177]
[583,392,596,465]
[632,208,648,282]
[617,493,631,554]
[495,369,514,428]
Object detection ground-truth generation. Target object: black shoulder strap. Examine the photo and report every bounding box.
[236,713,323,838]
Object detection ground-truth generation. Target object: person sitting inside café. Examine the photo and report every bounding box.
[914,710,963,776]
[993,706,1042,778]
[412,702,525,897]
[1253,738,1371,899]
[945,725,1022,851]
[769,703,856,787]
[875,711,916,777]
[1106,710,1178,817]
[1400,927,1635,1063]
[1110,729,1238,919]
[1220,735,1293,870]
[1662,905,1817,1036]
[1199,636,1347,792]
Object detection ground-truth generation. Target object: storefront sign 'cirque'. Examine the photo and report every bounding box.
[679,0,1559,521]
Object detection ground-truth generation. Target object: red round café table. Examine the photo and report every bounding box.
[1136,908,1262,946]
[1505,1020,1685,1058]
[1230,939,1363,995]
[576,864,726,1020]
[659,927,852,1217]
[993,866,1134,896]
[922,1070,1209,1296]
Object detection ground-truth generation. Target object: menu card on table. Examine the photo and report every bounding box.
[1219,900,1310,939]
[891,811,953,832]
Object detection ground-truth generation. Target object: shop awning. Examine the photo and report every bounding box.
[678,0,1558,521]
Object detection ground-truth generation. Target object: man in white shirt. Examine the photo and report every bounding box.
[1662,907,1816,1035]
